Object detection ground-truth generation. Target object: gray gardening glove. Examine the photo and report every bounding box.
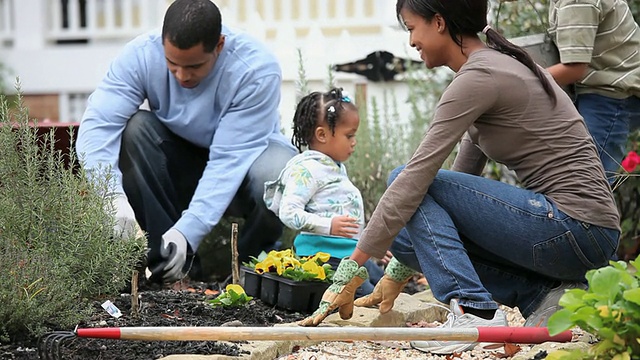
[354,257,416,314]
[157,228,189,283]
[111,193,142,240]
[298,258,369,326]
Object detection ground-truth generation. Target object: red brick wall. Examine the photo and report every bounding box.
[21,94,60,123]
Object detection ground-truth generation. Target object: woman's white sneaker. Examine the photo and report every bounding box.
[410,299,508,355]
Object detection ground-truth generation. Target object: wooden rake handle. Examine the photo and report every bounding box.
[77,326,573,343]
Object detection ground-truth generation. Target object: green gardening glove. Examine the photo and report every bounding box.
[353,257,416,314]
[298,259,369,326]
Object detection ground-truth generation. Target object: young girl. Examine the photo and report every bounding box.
[263,87,385,296]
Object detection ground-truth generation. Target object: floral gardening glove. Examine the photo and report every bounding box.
[298,259,369,326]
[353,257,416,314]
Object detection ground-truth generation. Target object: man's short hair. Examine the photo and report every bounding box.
[162,0,222,52]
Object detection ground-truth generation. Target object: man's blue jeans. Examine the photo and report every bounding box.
[388,167,619,317]
[119,110,295,277]
[575,93,640,184]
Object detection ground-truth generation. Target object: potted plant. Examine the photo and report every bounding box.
[241,249,335,313]
[547,255,640,359]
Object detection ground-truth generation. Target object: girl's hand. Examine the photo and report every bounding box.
[330,215,359,238]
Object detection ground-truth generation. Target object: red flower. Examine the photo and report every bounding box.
[621,151,640,173]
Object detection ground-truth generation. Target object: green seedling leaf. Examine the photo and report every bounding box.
[610,260,628,271]
[598,328,616,343]
[209,285,253,308]
[228,289,243,302]
[590,267,623,300]
[576,308,603,331]
[559,289,588,310]
[281,268,323,282]
[623,288,640,305]
[629,258,640,275]
[548,308,574,335]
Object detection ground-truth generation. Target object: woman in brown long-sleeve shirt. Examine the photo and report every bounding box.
[299,0,620,354]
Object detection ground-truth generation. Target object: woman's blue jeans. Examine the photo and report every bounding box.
[388,167,620,317]
[119,110,295,278]
[575,93,640,184]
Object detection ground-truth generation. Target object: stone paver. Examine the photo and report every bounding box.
[161,291,591,360]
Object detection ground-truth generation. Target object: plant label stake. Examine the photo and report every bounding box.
[130,270,139,317]
[231,222,240,285]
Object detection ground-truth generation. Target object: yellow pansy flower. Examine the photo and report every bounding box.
[282,257,302,269]
[268,249,293,259]
[302,252,330,263]
[226,284,246,295]
[275,258,285,275]
[255,256,279,274]
[302,260,326,280]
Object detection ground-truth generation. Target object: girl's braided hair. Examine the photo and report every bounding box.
[291,87,354,152]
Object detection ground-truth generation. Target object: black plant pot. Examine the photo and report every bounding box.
[240,266,262,298]
[240,266,330,313]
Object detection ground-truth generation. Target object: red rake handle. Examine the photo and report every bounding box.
[76,326,572,343]
[477,327,572,343]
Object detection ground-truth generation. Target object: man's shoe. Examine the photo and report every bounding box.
[410,299,507,354]
[524,282,587,327]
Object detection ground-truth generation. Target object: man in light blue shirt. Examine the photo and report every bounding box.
[76,0,295,283]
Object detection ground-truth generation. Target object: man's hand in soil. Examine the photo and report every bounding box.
[112,193,142,240]
[157,228,189,283]
[354,257,416,314]
[298,259,368,326]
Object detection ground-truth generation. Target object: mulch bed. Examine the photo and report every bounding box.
[1,273,426,360]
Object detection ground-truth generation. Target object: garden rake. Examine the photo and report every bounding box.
[38,325,573,359]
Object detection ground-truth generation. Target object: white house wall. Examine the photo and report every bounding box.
[0,0,426,134]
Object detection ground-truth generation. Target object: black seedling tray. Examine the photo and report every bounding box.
[240,266,330,313]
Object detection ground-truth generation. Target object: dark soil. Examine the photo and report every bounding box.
[0,278,306,360]
[1,273,426,360]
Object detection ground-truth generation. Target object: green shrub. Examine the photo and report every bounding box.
[492,0,550,38]
[0,89,146,341]
[547,255,640,359]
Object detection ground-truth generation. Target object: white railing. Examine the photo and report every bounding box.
[1,0,416,129]
[0,0,394,46]
[46,0,170,42]
[42,0,391,43]
[218,0,391,31]
[0,0,12,44]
